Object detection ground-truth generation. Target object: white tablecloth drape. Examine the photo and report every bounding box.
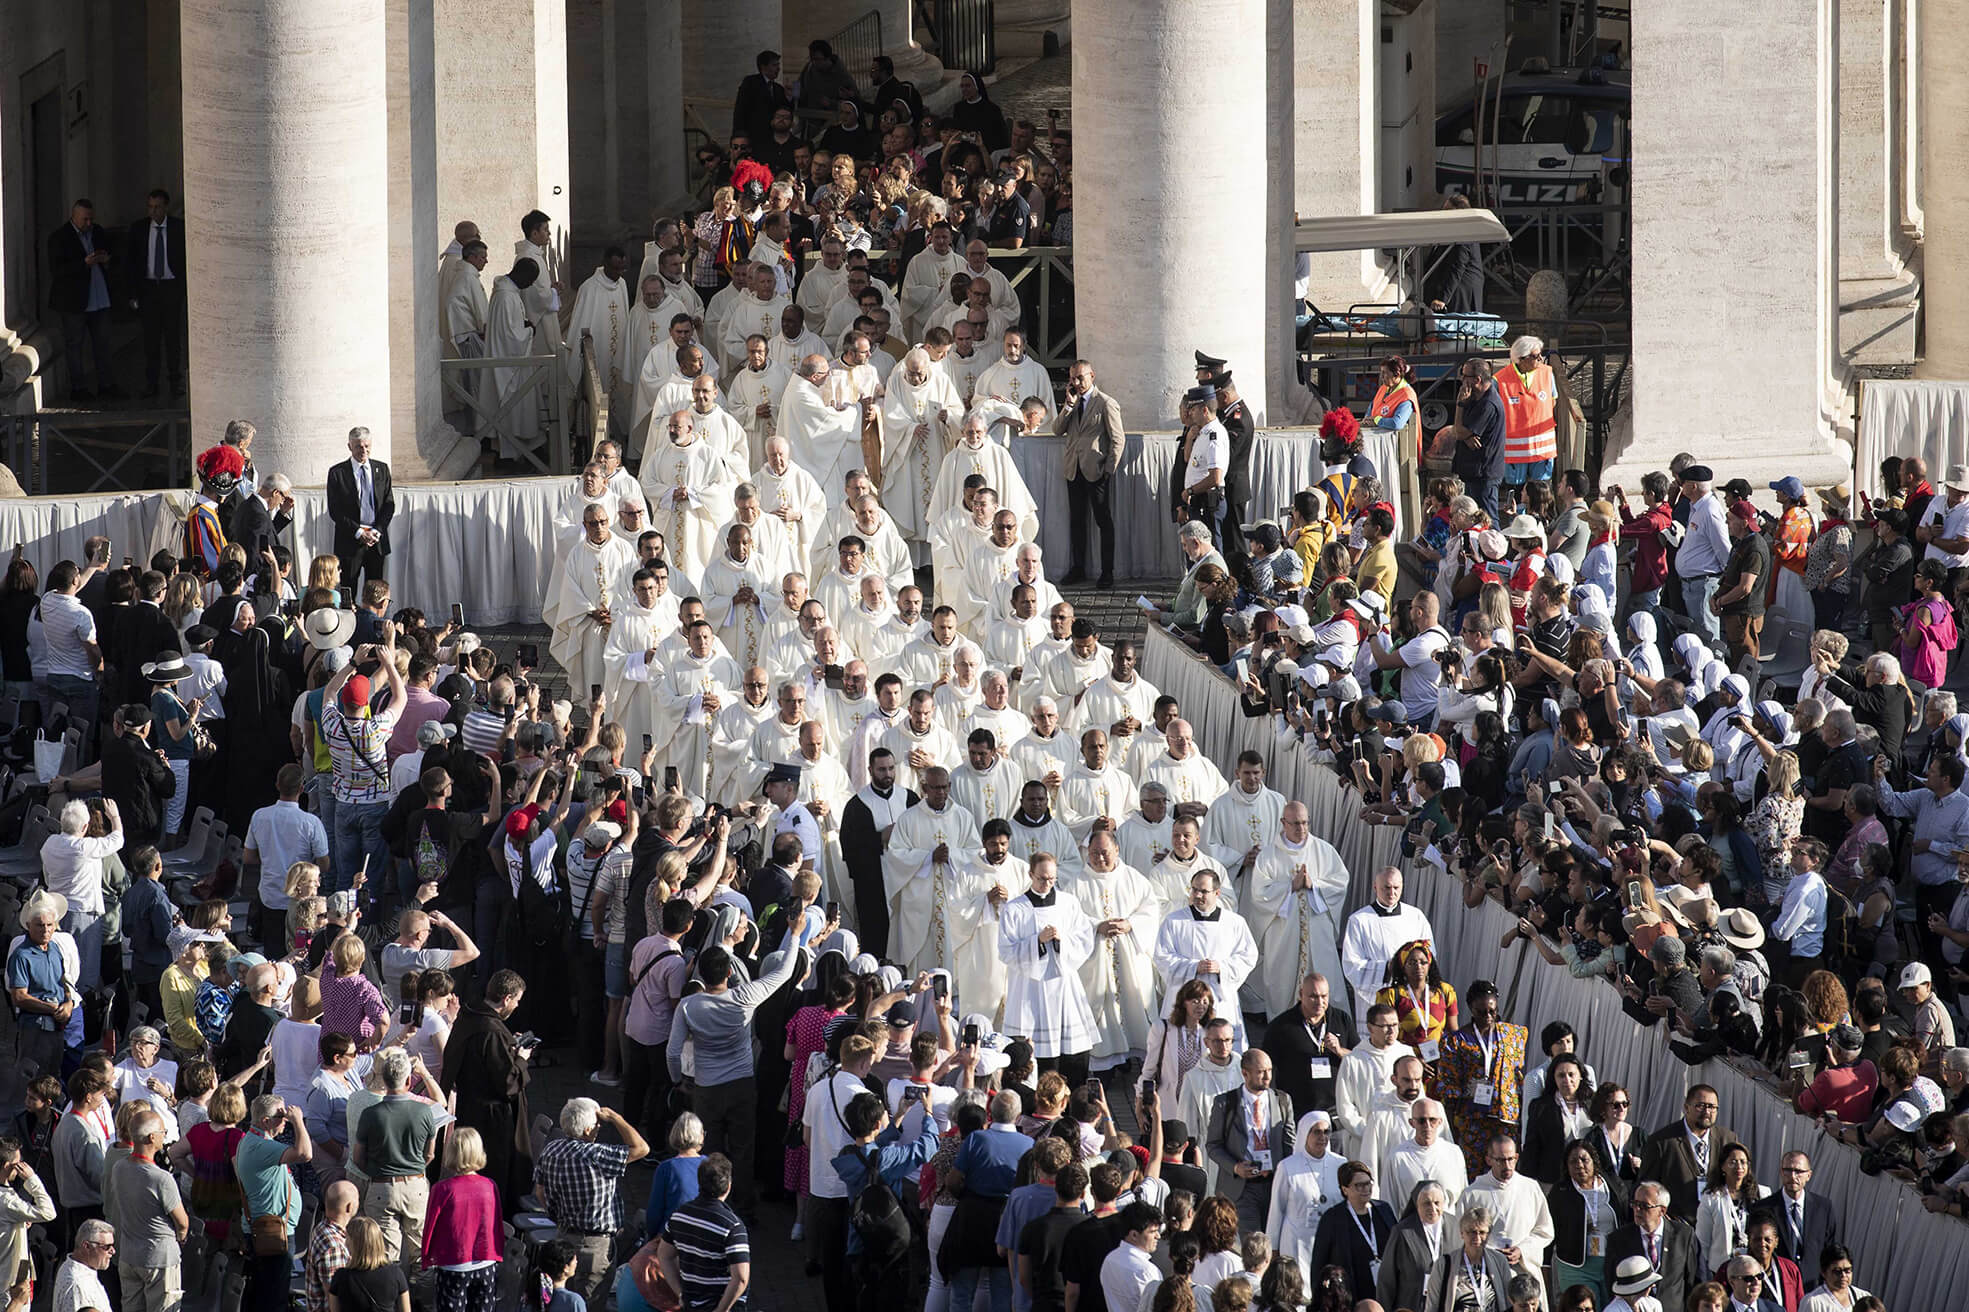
[1142,624,1969,1309]
[1856,379,1969,501]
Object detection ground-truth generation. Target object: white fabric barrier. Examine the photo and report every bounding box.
[1011,427,1402,581]
[1141,623,1969,1308]
[1855,379,1969,501]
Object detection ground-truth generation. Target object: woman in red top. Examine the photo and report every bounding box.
[318,935,389,1050]
[421,1127,503,1312]
[781,964,855,1197]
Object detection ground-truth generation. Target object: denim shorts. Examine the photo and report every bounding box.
[605,940,630,998]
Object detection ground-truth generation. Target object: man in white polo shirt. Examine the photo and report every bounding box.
[243,763,330,952]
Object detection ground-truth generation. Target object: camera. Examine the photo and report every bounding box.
[962,1021,980,1046]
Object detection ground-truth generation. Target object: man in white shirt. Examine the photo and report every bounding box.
[1458,1133,1555,1280]
[1672,465,1730,647]
[38,559,103,744]
[802,1032,879,1308]
[243,763,331,952]
[1367,590,1451,732]
[41,798,122,989]
[53,1219,116,1312]
[1177,385,1229,547]
[1098,1202,1165,1312]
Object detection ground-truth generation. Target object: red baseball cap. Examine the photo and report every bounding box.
[339,675,372,710]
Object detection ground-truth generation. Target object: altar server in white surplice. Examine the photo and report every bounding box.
[600,568,678,769]
[1204,752,1288,882]
[1065,829,1166,1072]
[998,852,1100,1073]
[754,436,828,567]
[686,374,752,484]
[700,524,776,668]
[1249,804,1351,1023]
[779,355,870,504]
[659,621,742,797]
[1152,866,1260,1048]
[1136,719,1230,808]
[1339,866,1437,1015]
[726,337,793,471]
[881,349,963,548]
[546,507,639,696]
[1058,729,1140,843]
[640,409,737,586]
[882,770,992,984]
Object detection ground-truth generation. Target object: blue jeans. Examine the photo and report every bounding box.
[1680,575,1721,646]
[41,673,100,756]
[62,909,104,991]
[1464,476,1500,525]
[949,1264,1012,1312]
[331,799,389,895]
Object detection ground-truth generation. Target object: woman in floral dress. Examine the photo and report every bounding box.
[782,965,855,1196]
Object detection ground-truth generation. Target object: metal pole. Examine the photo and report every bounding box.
[1581,0,1600,64]
[1549,0,1565,64]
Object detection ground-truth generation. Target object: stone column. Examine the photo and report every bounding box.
[1074,0,1268,426]
[1839,0,1919,366]
[1295,0,1393,308]
[181,0,392,484]
[648,1,686,208]
[1916,0,1969,378]
[434,0,570,280]
[1602,0,1850,490]
[577,0,687,231]
[681,0,781,106]
[1267,0,1315,424]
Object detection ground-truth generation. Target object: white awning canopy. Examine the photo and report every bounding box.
[1292,209,1510,253]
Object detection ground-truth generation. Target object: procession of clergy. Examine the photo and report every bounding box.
[453,217,1439,1094]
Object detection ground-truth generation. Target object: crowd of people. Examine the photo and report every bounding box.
[4,40,1967,1312]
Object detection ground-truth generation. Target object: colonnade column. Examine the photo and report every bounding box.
[181,0,393,484]
[1294,0,1392,310]
[1072,0,1268,427]
[1602,0,1851,490]
[1839,0,1919,366]
[1915,0,1969,378]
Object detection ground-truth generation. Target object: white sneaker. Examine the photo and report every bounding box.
[589,1069,622,1087]
[790,1221,805,1241]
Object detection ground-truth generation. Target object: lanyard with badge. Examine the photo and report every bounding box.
[1411,987,1442,1062]
[1354,1207,1382,1284]
[1471,1027,1498,1107]
[1307,1017,1333,1080]
[1584,1183,1607,1257]
[1459,1255,1491,1312]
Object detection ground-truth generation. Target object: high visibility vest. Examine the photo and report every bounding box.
[1494,362,1558,464]
[1368,380,1418,428]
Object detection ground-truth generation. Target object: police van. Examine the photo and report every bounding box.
[1434,66,1629,207]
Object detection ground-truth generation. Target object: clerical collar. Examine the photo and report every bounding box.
[1189,907,1221,922]
[870,785,893,799]
[1015,811,1052,828]
[1372,902,1402,917]
[1027,890,1056,907]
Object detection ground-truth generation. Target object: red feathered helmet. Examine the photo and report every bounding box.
[1319,408,1361,444]
[195,443,246,496]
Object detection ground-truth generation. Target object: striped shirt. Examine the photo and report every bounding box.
[662,1196,749,1310]
[320,700,400,805]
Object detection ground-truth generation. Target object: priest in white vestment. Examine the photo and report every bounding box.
[1151,867,1260,1048]
[960,239,1025,329]
[686,376,751,483]
[901,224,966,339]
[515,217,566,354]
[821,279,901,343]
[700,524,776,668]
[437,221,478,306]
[1357,1056,1430,1204]
[1078,642,1161,767]
[1183,1024,1249,1196]
[882,770,995,987]
[1383,1099,1468,1211]
[1143,815,1237,916]
[601,569,679,770]
[1058,730,1141,842]
[640,409,738,587]
[949,730,1024,832]
[629,341,716,453]
[1334,1005,1415,1154]
[841,576,906,672]
[821,662,880,757]
[442,240,490,359]
[881,350,963,549]
[897,610,973,692]
[1137,720,1230,808]
[960,673,1028,761]
[931,648,986,736]
[637,245,704,320]
[1117,785,1176,876]
[1456,1148,1556,1279]
[753,436,828,566]
[779,355,870,504]
[1340,867,1437,1014]
[554,463,614,553]
[795,238,849,321]
[765,304,829,372]
[1205,754,1289,880]
[990,545,1061,625]
[1037,626,1112,722]
[483,262,543,458]
[717,484,797,587]
[809,469,881,581]
[564,251,633,428]
[1064,830,1165,1072]
[987,588,1050,693]
[727,340,793,470]
[955,510,1025,639]
[1008,784,1084,878]
[927,411,1042,548]
[546,506,640,696]
[813,539,880,630]
[940,320,990,406]
[998,854,1100,1073]
[745,682,810,787]
[972,329,1056,422]
[719,264,790,376]
[659,621,742,797]
[845,682,907,793]
[880,691,961,795]
[928,281,1013,349]
[704,671,773,804]
[623,276,696,396]
[1010,700,1078,801]
[1248,805,1351,1023]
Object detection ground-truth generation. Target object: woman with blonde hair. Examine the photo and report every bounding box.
[645,1113,705,1241]
[421,1126,502,1312]
[329,1216,407,1312]
[319,932,388,1048]
[162,572,204,637]
[307,554,341,596]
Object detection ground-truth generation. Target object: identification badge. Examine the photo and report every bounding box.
[1368,1260,1382,1284]
[1588,1235,1604,1258]
[1251,1147,1273,1173]
[1473,1081,1496,1107]
[1419,1039,1441,1062]
[1309,1058,1333,1078]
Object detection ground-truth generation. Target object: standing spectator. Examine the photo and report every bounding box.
[1054,361,1124,586]
[122,845,172,1022]
[41,799,122,990]
[379,908,478,1000]
[328,1217,409,1312]
[1714,503,1771,665]
[803,1034,880,1312]
[52,1220,118,1312]
[1804,484,1854,630]
[244,764,332,954]
[733,51,790,144]
[46,201,119,403]
[420,1127,503,1312]
[644,1115,705,1245]
[324,428,395,592]
[102,704,176,848]
[106,1107,189,1312]
[321,634,406,896]
[439,969,533,1215]
[1098,1202,1165,1312]
[1673,466,1730,649]
[829,1090,940,1304]
[624,899,693,1133]
[320,935,390,1049]
[1436,980,1530,1173]
[1638,1086,1741,1226]
[534,1098,650,1302]
[656,1155,750,1312]
[306,1180,360,1312]
[0,1139,55,1288]
[1861,509,1915,654]
[9,894,79,1080]
[353,1049,438,1283]
[1206,1049,1296,1235]
[38,559,105,747]
[145,653,203,837]
[1452,359,1508,524]
[233,1093,312,1312]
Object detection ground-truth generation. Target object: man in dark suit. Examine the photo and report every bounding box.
[1259,971,1356,1116]
[1212,370,1256,573]
[324,426,394,590]
[1052,360,1125,586]
[732,50,791,145]
[1760,1149,1837,1285]
[124,188,188,398]
[108,571,184,710]
[1638,1085,1742,1224]
[46,199,120,401]
[1720,1251,1787,1312]
[838,745,916,959]
[1205,1048,1295,1234]
[228,471,293,578]
[1606,1182,1703,1312]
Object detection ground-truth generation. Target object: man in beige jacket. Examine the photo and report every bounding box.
[1053,360,1126,586]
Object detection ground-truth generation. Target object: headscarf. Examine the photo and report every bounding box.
[1944,712,1969,765]
[1625,612,1665,681]
[1701,674,1752,761]
[1672,632,1708,679]
[1753,699,1798,748]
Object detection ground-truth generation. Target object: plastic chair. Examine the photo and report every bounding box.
[162,809,218,868]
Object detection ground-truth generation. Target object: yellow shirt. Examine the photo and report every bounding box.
[1355,537,1398,601]
[161,961,208,1053]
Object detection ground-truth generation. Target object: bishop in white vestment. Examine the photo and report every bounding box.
[1152,871,1260,1048]
[1248,806,1351,1022]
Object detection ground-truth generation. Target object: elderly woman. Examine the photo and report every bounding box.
[643,1112,705,1242]
[112,1025,181,1142]
[421,1126,503,1312]
[319,933,389,1050]
[1824,650,1919,763]
[1805,485,1854,629]
[1427,1204,1514,1312]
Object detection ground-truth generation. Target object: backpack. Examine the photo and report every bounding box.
[849,1146,913,1271]
[413,812,449,892]
[1821,884,1865,971]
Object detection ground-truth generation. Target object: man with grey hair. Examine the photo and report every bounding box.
[535,1096,651,1299]
[41,796,122,991]
[235,1093,311,1312]
[106,1106,187,1312]
[1606,1180,1700,1312]
[779,351,866,502]
[352,1048,437,1283]
[8,891,78,1079]
[54,1218,117,1312]
[1147,519,1227,632]
[326,425,392,589]
[229,470,294,578]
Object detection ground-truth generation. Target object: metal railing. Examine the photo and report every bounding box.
[825,11,885,90]
[1468,201,1630,320]
[927,0,997,74]
[438,351,571,475]
[576,331,611,455]
[0,410,192,495]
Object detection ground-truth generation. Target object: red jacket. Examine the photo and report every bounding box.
[422,1173,504,1266]
[1619,500,1674,591]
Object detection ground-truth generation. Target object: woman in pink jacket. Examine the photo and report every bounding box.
[421,1127,503,1312]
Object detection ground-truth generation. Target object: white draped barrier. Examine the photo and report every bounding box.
[1011,427,1402,582]
[1856,379,1969,500]
[1142,624,1969,1308]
